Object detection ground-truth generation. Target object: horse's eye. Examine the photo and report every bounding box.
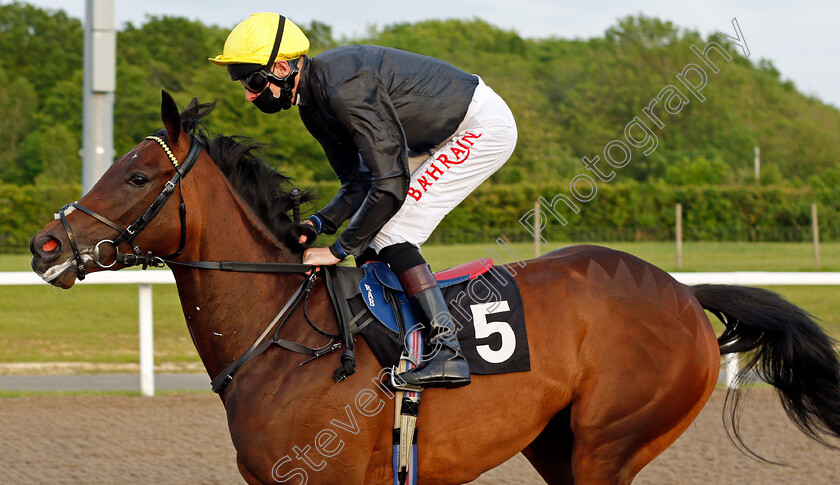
[128,174,149,187]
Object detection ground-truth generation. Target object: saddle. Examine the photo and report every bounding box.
[325,258,529,381]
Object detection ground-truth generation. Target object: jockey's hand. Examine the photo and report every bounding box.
[302,247,341,270]
[299,219,314,245]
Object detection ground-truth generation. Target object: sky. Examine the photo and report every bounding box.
[12,0,840,108]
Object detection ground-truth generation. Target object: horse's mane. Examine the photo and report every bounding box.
[171,99,317,252]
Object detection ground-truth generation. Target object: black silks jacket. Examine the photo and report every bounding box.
[296,45,478,257]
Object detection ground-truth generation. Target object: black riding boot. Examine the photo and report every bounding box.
[395,264,471,388]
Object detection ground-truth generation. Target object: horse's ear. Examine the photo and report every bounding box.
[161,90,181,143]
[186,97,199,111]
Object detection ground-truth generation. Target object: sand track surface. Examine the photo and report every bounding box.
[1,389,838,484]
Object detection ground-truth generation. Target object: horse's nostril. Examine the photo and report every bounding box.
[34,236,62,260]
[42,238,59,252]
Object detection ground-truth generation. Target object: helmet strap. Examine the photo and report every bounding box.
[264,15,287,73]
[263,15,298,93]
[254,15,300,111]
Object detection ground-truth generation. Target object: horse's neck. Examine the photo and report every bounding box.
[169,169,300,380]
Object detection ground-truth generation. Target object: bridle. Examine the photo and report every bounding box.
[57,134,202,279]
[54,132,352,393]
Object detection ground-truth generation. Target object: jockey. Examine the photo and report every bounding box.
[210,13,517,388]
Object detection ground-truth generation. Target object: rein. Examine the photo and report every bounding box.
[56,133,337,394]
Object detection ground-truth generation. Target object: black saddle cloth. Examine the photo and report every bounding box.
[330,262,530,375]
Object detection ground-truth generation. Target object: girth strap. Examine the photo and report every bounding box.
[324,266,370,382]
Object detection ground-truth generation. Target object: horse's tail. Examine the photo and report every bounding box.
[691,284,840,454]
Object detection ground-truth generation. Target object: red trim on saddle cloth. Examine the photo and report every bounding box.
[434,258,494,281]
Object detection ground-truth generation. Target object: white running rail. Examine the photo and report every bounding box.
[2,271,839,394]
[0,270,174,396]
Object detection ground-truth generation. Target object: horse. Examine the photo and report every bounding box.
[29,91,840,484]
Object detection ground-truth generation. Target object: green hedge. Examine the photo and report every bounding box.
[421,182,840,243]
[0,183,80,251]
[1,182,837,251]
[300,181,838,243]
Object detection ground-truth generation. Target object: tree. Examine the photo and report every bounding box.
[0,68,37,184]
[0,2,83,104]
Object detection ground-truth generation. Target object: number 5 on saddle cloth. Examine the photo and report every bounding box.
[327,259,531,380]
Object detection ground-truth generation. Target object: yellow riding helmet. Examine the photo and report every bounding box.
[208,13,309,66]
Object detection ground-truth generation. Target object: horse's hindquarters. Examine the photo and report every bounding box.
[514,246,720,483]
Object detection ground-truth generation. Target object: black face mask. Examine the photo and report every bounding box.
[252,85,291,113]
[250,63,299,114]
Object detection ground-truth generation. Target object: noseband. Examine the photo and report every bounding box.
[57,134,203,279]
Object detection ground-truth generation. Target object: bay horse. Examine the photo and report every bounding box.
[30,92,840,484]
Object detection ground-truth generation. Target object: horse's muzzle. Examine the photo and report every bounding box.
[29,226,80,288]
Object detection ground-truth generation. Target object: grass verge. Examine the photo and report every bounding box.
[2,242,838,366]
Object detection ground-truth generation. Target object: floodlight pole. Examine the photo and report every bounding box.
[82,0,116,195]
